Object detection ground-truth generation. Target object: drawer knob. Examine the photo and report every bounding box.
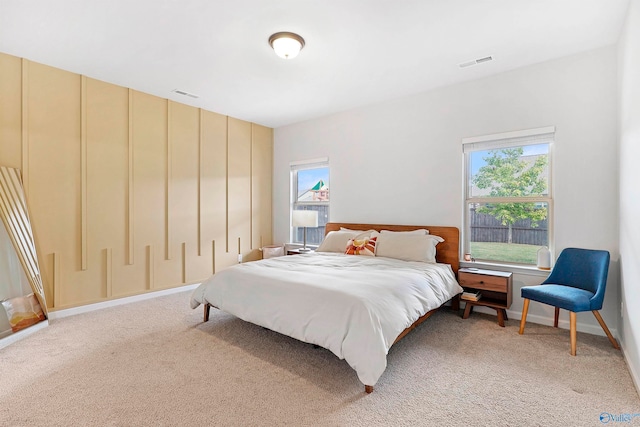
[480,280,484,284]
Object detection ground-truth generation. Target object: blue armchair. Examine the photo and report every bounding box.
[518,248,619,355]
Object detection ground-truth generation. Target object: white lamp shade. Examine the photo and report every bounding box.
[292,210,318,228]
[272,37,301,59]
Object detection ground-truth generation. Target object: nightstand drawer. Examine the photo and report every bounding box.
[458,272,508,292]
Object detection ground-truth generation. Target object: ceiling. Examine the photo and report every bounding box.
[0,0,630,128]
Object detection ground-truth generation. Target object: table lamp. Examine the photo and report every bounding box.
[292,210,318,252]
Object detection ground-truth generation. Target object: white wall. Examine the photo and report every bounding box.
[274,46,620,336]
[618,0,640,389]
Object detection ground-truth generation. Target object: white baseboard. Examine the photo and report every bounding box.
[0,320,49,350]
[620,341,640,398]
[468,305,618,339]
[47,284,200,321]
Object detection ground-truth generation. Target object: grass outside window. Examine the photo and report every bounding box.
[469,242,541,265]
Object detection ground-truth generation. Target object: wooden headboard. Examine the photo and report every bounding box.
[324,222,460,274]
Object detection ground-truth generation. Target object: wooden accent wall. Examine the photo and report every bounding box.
[0,52,273,310]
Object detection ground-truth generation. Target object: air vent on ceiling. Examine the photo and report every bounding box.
[459,55,494,68]
[171,89,199,99]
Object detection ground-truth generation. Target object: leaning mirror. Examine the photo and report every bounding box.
[0,166,47,344]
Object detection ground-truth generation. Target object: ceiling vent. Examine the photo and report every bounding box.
[459,55,494,69]
[171,89,199,99]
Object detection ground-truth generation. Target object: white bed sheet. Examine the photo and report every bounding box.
[190,252,462,386]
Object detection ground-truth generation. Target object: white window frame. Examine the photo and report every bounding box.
[462,126,555,267]
[290,158,330,245]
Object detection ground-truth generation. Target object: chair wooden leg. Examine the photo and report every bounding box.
[204,303,211,322]
[592,310,621,350]
[554,307,559,328]
[519,299,530,335]
[570,311,577,356]
[365,385,374,394]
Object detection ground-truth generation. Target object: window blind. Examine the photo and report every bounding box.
[462,126,555,153]
[290,157,329,170]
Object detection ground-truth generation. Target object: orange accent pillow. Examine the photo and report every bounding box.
[345,237,377,256]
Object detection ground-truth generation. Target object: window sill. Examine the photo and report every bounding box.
[459,261,551,277]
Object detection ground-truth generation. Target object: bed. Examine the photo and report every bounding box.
[190,223,463,393]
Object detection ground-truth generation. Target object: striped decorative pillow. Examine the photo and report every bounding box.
[345,236,377,256]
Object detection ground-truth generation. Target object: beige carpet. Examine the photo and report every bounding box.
[0,290,637,427]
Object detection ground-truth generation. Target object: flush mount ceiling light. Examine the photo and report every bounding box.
[268,32,305,59]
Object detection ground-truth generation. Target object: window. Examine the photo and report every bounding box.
[463,127,554,266]
[290,159,329,245]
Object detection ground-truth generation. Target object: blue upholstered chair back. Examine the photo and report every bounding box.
[542,248,610,310]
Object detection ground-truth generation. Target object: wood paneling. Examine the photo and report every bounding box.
[200,112,235,270]
[21,59,29,191]
[52,252,60,308]
[26,61,86,305]
[127,89,134,265]
[85,78,132,297]
[169,102,206,282]
[0,52,272,309]
[146,245,154,290]
[104,248,113,297]
[132,91,180,291]
[249,124,273,261]
[166,102,173,261]
[0,53,22,169]
[80,76,88,271]
[228,117,252,259]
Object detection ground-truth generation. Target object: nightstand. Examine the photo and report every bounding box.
[458,268,513,327]
[286,248,314,255]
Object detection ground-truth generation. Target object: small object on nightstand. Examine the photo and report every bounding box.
[458,268,513,327]
[460,290,482,301]
[537,246,551,270]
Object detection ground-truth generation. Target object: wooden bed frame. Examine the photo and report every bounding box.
[203,222,461,394]
[325,223,460,393]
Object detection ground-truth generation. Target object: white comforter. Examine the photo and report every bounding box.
[190,252,462,386]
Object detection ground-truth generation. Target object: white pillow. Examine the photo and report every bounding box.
[380,229,429,235]
[375,233,444,263]
[340,227,376,234]
[317,230,372,252]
